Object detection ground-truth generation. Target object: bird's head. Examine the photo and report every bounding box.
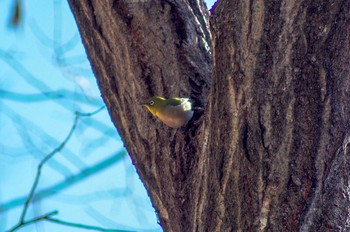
[141,96,166,117]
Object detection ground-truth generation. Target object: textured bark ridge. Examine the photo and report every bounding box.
[208,1,350,231]
[68,0,350,231]
[68,1,211,231]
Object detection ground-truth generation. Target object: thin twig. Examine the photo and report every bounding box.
[7,210,58,232]
[19,114,79,223]
[6,106,116,231]
[45,217,135,232]
[7,209,135,232]
[0,89,102,106]
[77,105,105,117]
[0,49,111,133]
[0,151,126,213]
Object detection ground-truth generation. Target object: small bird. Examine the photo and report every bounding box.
[142,96,194,128]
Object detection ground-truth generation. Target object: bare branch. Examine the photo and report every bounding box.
[19,112,79,224]
[7,210,58,232]
[0,49,111,133]
[0,151,126,213]
[45,217,134,232]
[0,89,102,106]
[77,105,105,117]
[7,107,108,231]
[7,209,133,232]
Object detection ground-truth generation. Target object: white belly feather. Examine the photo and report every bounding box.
[156,99,193,128]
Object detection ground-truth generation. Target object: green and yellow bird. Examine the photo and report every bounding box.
[142,96,194,128]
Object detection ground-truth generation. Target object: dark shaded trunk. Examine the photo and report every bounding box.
[69,0,350,231]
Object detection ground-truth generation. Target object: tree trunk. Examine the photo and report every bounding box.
[68,0,350,231]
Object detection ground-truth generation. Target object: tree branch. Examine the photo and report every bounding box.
[7,107,108,231]
[45,217,133,232]
[19,112,79,224]
[0,151,126,213]
[7,210,58,232]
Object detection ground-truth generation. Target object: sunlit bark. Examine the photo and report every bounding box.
[69,0,350,231]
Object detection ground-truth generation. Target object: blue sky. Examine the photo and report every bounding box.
[0,0,216,231]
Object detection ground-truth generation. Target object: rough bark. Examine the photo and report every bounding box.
[209,1,350,231]
[68,0,350,231]
[68,1,211,231]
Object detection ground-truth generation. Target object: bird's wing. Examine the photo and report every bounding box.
[166,99,192,113]
[166,98,190,106]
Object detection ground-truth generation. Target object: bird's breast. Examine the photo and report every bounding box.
[157,104,193,128]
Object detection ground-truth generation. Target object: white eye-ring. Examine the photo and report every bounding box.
[149,100,154,106]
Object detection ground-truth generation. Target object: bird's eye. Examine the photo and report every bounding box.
[149,100,154,106]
